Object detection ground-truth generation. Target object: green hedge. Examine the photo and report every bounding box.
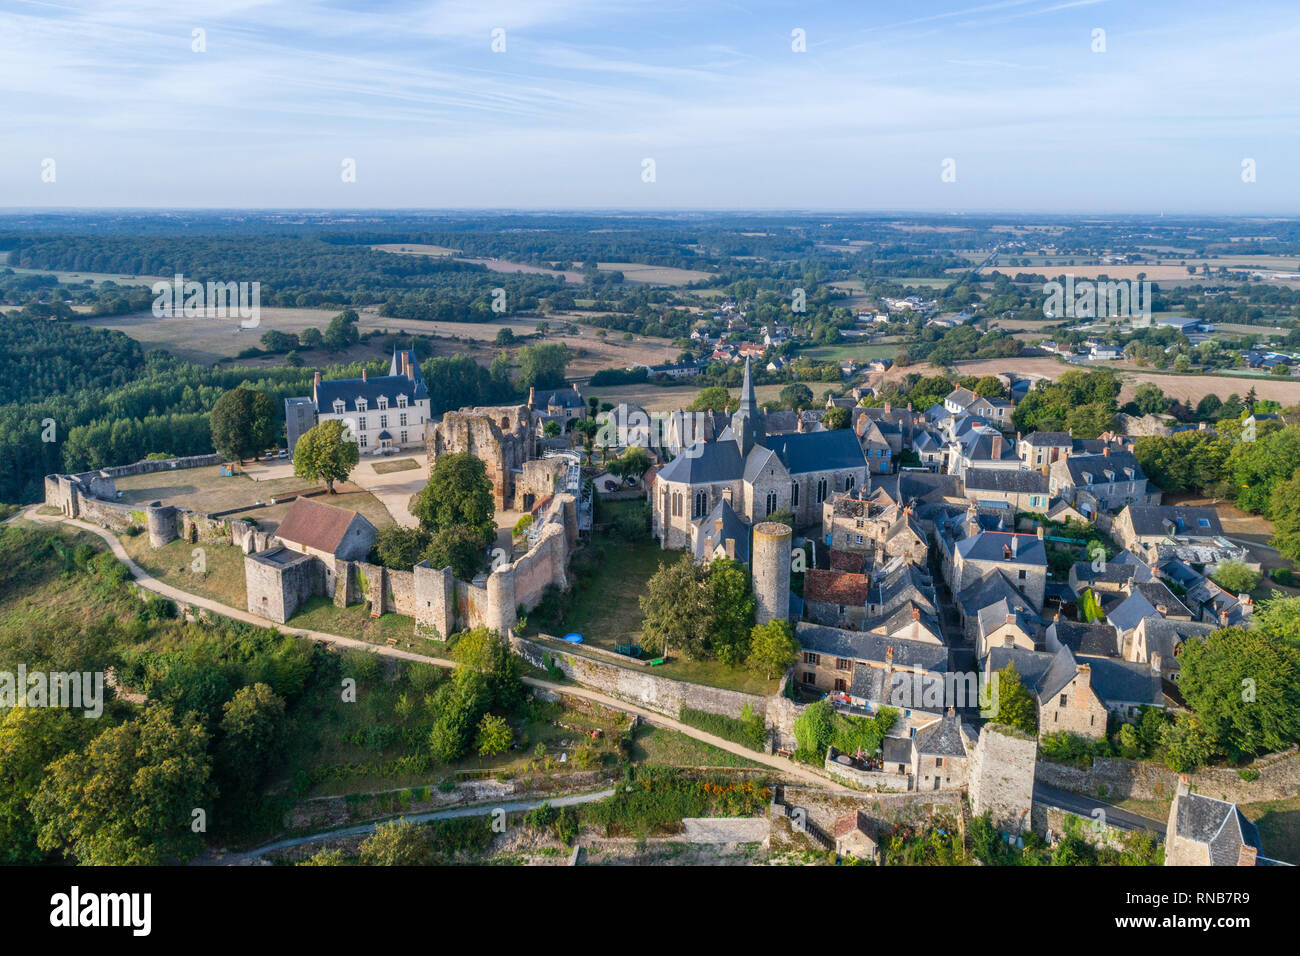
[678,704,767,751]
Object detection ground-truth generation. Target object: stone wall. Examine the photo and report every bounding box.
[1031,804,1131,852]
[1036,747,1300,805]
[968,723,1037,835]
[779,785,962,835]
[823,748,911,792]
[509,632,800,746]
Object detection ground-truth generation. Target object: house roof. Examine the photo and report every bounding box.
[1107,589,1159,633]
[1125,505,1223,538]
[275,497,370,555]
[796,623,949,671]
[655,439,744,484]
[1048,621,1119,657]
[316,374,428,413]
[1064,450,1144,486]
[764,428,867,475]
[914,712,967,757]
[833,810,879,841]
[1174,792,1263,866]
[964,468,1049,495]
[805,569,870,607]
[693,497,750,565]
[955,530,1047,567]
[1023,431,1072,447]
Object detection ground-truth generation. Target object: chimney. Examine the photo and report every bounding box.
[1220,609,1230,626]
[885,646,894,666]
[1010,535,1019,558]
[907,402,913,412]
[725,537,735,560]
[1036,525,1044,541]
[1156,603,1167,616]
[991,434,1003,459]
[966,504,979,537]
[313,371,321,389]
[528,386,536,408]
[1238,845,1259,867]
[361,368,367,382]
[1150,652,1162,675]
[1006,612,1016,627]
[714,518,723,535]
[947,705,955,718]
[884,401,891,414]
[1016,431,1022,442]
[1068,427,1074,437]
[1103,445,1110,457]
[1075,662,1091,694]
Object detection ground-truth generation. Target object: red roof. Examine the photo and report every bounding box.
[805,569,870,607]
[275,497,362,555]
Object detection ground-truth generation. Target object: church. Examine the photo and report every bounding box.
[651,359,869,555]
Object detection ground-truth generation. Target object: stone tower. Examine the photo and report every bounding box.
[730,357,766,457]
[752,521,792,626]
[968,723,1037,836]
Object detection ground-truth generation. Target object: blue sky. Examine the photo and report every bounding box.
[2,0,1298,211]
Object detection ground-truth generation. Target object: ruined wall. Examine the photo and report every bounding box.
[413,562,455,639]
[426,405,534,510]
[1031,805,1131,852]
[244,551,318,624]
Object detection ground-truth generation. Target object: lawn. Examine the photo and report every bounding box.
[370,457,421,475]
[1242,795,1300,865]
[286,596,439,652]
[799,343,897,363]
[631,726,764,769]
[121,533,250,610]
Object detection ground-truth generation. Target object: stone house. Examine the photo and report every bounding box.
[963,467,1050,513]
[1164,778,1272,866]
[274,497,377,563]
[1049,448,1156,518]
[833,811,879,860]
[1017,431,1072,468]
[803,569,870,629]
[312,348,431,452]
[947,524,1048,612]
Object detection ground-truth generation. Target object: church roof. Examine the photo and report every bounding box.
[764,429,867,475]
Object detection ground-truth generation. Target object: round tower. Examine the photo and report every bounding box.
[752,521,792,626]
[145,501,178,549]
[485,565,518,635]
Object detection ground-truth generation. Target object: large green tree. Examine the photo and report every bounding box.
[990,663,1038,735]
[747,620,799,679]
[0,708,85,864]
[293,418,360,493]
[516,343,569,389]
[33,706,212,865]
[209,386,277,462]
[413,452,495,544]
[1178,627,1300,759]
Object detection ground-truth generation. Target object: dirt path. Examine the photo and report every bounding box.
[21,510,850,794]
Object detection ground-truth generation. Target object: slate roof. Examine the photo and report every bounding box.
[913,712,967,757]
[1036,646,1082,702]
[849,662,887,701]
[1023,431,1072,447]
[1125,505,1223,538]
[764,429,867,475]
[1065,450,1144,485]
[693,497,750,565]
[946,387,977,408]
[655,439,744,484]
[1137,616,1217,661]
[964,468,1049,495]
[955,530,1047,566]
[1089,658,1163,705]
[1071,560,1153,588]
[535,386,585,409]
[1107,590,1159,633]
[984,646,1055,687]
[1134,580,1193,618]
[957,569,1035,619]
[275,497,369,556]
[1047,621,1119,657]
[881,736,913,765]
[1174,792,1263,866]
[316,373,428,413]
[796,623,949,671]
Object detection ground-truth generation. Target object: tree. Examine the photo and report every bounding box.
[639,554,708,658]
[1269,467,1300,561]
[516,343,569,389]
[0,708,84,864]
[371,525,431,569]
[475,713,512,757]
[1132,382,1172,416]
[704,558,757,665]
[542,419,561,438]
[688,385,732,413]
[414,452,495,543]
[747,620,799,679]
[793,699,835,757]
[209,386,277,461]
[494,327,516,346]
[822,407,850,430]
[608,446,650,479]
[323,309,360,351]
[779,383,814,410]
[359,819,432,865]
[1251,595,1300,647]
[1209,559,1261,596]
[423,524,487,580]
[215,683,286,811]
[972,375,1006,398]
[1178,627,1300,759]
[1160,713,1215,772]
[33,706,212,865]
[991,663,1038,734]
[293,418,359,493]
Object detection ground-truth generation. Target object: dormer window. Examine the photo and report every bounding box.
[397,395,408,409]
[332,400,345,414]
[356,398,368,412]
[377,396,388,410]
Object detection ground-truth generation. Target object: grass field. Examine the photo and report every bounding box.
[799,343,897,363]
[630,726,765,769]
[286,596,437,651]
[370,457,421,475]
[120,534,250,610]
[1242,795,1300,865]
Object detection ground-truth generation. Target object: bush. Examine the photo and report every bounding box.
[678,704,766,751]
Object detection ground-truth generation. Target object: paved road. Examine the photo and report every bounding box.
[234,788,617,863]
[1033,782,1165,836]
[21,509,852,793]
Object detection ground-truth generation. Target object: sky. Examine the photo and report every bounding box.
[1,0,1298,212]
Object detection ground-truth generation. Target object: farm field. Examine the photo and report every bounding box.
[880,355,1300,406]
[372,245,714,287]
[369,242,458,256]
[800,343,897,362]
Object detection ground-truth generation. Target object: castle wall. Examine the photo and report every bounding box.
[968,723,1038,835]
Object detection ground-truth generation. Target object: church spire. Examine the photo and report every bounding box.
[739,356,758,413]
